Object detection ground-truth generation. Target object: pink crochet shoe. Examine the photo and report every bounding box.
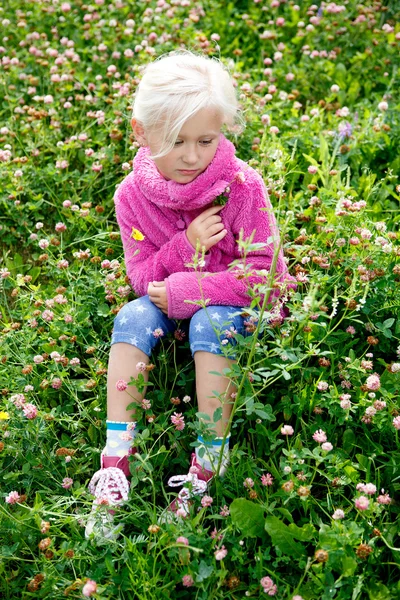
[85,450,135,539]
[167,453,216,518]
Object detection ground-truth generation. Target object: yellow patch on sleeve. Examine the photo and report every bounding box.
[131,227,145,241]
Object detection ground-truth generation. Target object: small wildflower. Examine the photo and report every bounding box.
[201,495,213,508]
[392,416,400,430]
[5,491,20,504]
[355,496,370,511]
[22,403,38,419]
[261,473,274,486]
[377,493,391,505]
[152,328,164,338]
[317,381,329,392]
[365,374,380,391]
[281,424,294,435]
[171,413,185,431]
[314,549,329,563]
[214,545,228,560]
[356,543,373,559]
[82,580,97,597]
[148,524,160,534]
[115,379,128,392]
[260,576,277,595]
[243,478,254,489]
[131,227,145,241]
[321,442,333,451]
[357,483,376,495]
[174,329,186,341]
[182,575,194,587]
[281,480,294,493]
[40,521,50,533]
[176,536,189,545]
[312,429,327,443]
[38,537,52,551]
[332,509,345,520]
[220,505,230,516]
[62,477,73,489]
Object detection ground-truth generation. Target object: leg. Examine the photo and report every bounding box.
[194,351,236,437]
[190,306,245,436]
[86,296,177,537]
[107,343,149,422]
[167,307,247,515]
[108,295,176,423]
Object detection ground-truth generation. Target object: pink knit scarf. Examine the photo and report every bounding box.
[133,134,237,210]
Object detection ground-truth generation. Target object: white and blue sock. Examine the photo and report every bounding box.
[105,420,137,458]
[195,435,230,474]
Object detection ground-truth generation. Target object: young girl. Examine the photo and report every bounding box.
[86,51,292,535]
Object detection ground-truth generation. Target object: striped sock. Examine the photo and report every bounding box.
[105,420,137,458]
[195,435,230,474]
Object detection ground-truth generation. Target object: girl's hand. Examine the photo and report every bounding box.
[186,204,227,252]
[148,280,168,314]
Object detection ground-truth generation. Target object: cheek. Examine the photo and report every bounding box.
[206,145,218,164]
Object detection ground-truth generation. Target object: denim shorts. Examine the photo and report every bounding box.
[111,295,252,358]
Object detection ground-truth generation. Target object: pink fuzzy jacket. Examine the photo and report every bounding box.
[114,134,294,320]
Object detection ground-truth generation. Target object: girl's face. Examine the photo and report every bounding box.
[134,107,223,183]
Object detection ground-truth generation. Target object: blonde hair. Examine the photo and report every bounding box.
[132,51,241,158]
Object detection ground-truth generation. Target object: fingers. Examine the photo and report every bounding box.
[151,280,166,287]
[204,214,222,227]
[208,229,227,246]
[197,204,224,222]
[205,222,225,237]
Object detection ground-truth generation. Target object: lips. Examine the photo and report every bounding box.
[178,169,199,175]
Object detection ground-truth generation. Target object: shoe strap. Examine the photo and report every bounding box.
[88,467,130,505]
[167,472,208,495]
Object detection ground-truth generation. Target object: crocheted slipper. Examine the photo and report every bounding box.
[166,453,216,518]
[85,452,133,540]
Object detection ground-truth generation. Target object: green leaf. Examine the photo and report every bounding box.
[254,408,276,422]
[87,424,97,442]
[342,429,356,454]
[344,466,358,482]
[356,453,369,471]
[196,560,214,582]
[303,153,319,167]
[288,522,316,541]
[213,407,222,423]
[367,581,392,600]
[382,318,394,328]
[264,516,305,557]
[97,303,110,317]
[342,556,357,577]
[196,412,211,421]
[230,498,265,538]
[319,133,329,166]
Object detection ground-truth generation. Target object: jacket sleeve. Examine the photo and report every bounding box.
[114,179,211,297]
[165,171,295,319]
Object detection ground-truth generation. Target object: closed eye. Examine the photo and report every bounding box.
[174,140,214,146]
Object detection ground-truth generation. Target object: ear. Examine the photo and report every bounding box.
[131,118,147,146]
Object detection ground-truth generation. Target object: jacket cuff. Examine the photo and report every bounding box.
[174,232,211,269]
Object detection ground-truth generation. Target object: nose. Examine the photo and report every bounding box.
[182,145,198,166]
